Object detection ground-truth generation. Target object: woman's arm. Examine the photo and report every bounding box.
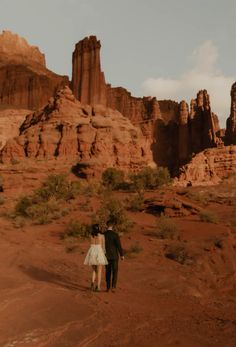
[101,234,106,253]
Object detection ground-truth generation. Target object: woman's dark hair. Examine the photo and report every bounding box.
[91,223,100,237]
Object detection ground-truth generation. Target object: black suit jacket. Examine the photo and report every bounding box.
[104,229,124,260]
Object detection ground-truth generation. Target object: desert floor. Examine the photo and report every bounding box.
[1,162,236,347]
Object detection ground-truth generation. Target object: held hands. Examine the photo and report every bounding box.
[121,256,125,261]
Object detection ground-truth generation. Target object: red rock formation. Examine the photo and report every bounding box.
[72,37,221,173]
[178,101,190,163]
[0,31,69,110]
[175,145,236,186]
[189,90,217,154]
[0,108,29,150]
[1,87,154,177]
[71,36,107,106]
[225,82,236,145]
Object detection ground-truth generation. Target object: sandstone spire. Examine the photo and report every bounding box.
[190,90,216,153]
[225,82,236,145]
[178,100,189,163]
[71,36,107,105]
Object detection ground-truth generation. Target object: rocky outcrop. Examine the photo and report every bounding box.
[1,87,154,177]
[175,146,236,186]
[225,82,236,145]
[0,31,69,110]
[71,36,221,172]
[0,108,29,150]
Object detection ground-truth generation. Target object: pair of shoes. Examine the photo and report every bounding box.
[90,282,95,291]
[106,288,110,292]
[111,287,116,293]
[94,286,100,292]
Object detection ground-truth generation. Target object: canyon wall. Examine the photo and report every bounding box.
[0,31,69,110]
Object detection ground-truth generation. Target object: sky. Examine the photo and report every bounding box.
[0,0,235,126]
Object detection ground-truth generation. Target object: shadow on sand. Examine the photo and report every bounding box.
[19,265,88,292]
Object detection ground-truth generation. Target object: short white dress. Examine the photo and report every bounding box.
[84,236,108,266]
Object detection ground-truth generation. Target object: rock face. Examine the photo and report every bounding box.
[225,82,236,145]
[0,31,69,110]
[71,36,221,172]
[1,87,154,176]
[0,108,29,150]
[189,90,217,153]
[175,146,236,186]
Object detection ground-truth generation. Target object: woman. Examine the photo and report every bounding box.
[84,224,108,291]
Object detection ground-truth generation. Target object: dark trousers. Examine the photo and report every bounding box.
[105,259,118,289]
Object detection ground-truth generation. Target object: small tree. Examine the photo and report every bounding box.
[102,168,125,190]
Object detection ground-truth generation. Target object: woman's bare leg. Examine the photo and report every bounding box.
[91,265,97,289]
[97,265,103,290]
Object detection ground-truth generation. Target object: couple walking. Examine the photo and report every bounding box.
[84,221,124,292]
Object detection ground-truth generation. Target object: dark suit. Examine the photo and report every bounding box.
[104,229,124,290]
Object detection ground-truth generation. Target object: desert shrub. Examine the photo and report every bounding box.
[15,196,33,217]
[214,238,223,249]
[80,181,103,197]
[63,220,90,239]
[165,244,192,265]
[94,197,131,234]
[126,193,145,212]
[156,215,179,240]
[130,167,171,191]
[199,210,218,224]
[185,191,209,205]
[125,242,143,256]
[14,174,77,223]
[102,168,125,190]
[35,174,80,201]
[12,217,25,229]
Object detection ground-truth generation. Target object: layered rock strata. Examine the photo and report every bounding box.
[0,31,69,110]
[1,87,154,177]
[175,146,236,186]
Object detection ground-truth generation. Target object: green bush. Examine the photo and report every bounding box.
[35,174,80,201]
[130,167,171,191]
[63,220,90,239]
[156,215,179,239]
[14,174,78,223]
[15,196,33,217]
[126,193,145,212]
[102,168,125,190]
[199,210,218,224]
[94,197,131,234]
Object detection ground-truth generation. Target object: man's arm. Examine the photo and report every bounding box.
[115,233,124,258]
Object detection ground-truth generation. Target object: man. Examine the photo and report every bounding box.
[104,221,124,292]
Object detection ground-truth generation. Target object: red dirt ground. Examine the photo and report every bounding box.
[1,162,236,347]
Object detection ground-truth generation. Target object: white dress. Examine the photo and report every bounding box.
[84,235,108,266]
